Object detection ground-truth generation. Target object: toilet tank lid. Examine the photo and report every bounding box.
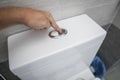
[8,14,106,70]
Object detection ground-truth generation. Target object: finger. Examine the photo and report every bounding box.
[46,14,62,34]
[50,18,62,34]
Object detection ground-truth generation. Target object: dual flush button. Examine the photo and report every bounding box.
[49,28,68,39]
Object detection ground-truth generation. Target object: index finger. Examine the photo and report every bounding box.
[47,13,62,34]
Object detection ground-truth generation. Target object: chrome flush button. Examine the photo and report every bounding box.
[49,28,67,39]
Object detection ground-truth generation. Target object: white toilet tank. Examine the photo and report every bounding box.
[8,14,106,80]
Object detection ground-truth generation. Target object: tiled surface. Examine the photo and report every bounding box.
[0,61,20,80]
[0,40,8,63]
[84,3,117,26]
[105,60,120,80]
[113,3,120,29]
[98,24,120,69]
[0,0,118,9]
[99,4,120,80]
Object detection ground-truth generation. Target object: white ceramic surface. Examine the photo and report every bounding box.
[8,14,106,80]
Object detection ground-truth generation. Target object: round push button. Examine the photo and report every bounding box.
[49,28,67,39]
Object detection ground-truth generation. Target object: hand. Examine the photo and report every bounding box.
[24,9,62,33]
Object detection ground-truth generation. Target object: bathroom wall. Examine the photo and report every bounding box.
[113,5,120,29]
[0,0,119,63]
[97,3,120,80]
[97,2,120,69]
[105,60,120,80]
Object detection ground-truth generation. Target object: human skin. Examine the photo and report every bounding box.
[0,7,62,33]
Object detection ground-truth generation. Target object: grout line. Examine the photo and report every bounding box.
[0,73,6,80]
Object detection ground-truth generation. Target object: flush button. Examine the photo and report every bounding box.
[49,28,67,39]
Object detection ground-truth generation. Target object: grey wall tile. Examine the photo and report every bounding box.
[98,24,120,69]
[0,0,118,8]
[82,2,118,26]
[0,0,119,20]
[0,41,8,63]
[113,3,120,29]
[0,61,20,80]
[105,60,120,80]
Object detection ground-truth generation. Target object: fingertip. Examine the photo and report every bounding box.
[48,15,63,34]
[53,25,62,34]
[58,28,63,34]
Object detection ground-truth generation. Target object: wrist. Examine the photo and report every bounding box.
[18,8,35,25]
[0,7,34,29]
[13,7,32,24]
[3,7,33,24]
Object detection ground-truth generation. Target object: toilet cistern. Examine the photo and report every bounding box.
[8,14,106,80]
